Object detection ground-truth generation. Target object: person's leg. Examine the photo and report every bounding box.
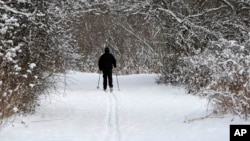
[103,71,108,90]
[107,69,113,88]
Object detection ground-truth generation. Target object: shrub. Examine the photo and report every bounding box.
[160,38,250,119]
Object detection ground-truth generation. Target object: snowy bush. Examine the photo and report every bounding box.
[160,38,250,119]
[154,0,250,118]
[0,0,69,123]
[0,1,33,120]
[202,39,250,119]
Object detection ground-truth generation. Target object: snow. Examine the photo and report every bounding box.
[0,26,7,35]
[17,0,26,3]
[14,65,21,71]
[29,63,36,69]
[12,107,19,113]
[29,84,35,88]
[0,71,247,141]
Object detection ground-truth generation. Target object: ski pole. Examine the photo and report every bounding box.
[97,72,101,89]
[116,71,120,91]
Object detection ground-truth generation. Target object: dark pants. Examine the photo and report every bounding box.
[103,69,113,90]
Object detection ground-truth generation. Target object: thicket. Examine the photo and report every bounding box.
[0,0,71,124]
[161,38,250,119]
[73,12,164,74]
[155,0,250,119]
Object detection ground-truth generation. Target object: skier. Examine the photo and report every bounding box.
[98,47,116,91]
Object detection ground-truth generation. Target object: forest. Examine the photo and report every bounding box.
[1,0,250,123]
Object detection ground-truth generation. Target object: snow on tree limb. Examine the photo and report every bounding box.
[220,0,235,11]
[117,22,154,53]
[184,20,220,39]
[0,4,34,17]
[158,8,183,23]
[185,6,228,19]
[158,7,219,39]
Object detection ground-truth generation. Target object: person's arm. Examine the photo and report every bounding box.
[112,55,116,68]
[98,56,102,71]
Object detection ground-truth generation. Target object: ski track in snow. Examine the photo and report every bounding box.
[103,91,121,141]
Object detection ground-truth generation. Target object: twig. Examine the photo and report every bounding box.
[30,118,62,123]
[184,113,224,123]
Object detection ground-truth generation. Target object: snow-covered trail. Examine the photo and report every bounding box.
[0,72,246,141]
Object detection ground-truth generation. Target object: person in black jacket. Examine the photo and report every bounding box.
[98,47,116,91]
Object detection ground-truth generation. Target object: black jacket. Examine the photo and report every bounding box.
[98,52,116,71]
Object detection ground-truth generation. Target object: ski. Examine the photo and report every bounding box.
[102,88,114,93]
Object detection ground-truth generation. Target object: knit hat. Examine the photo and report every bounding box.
[105,47,109,53]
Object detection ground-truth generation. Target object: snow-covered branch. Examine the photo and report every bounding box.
[117,22,154,53]
[0,4,33,17]
[158,7,219,39]
[158,8,183,23]
[185,6,228,19]
[220,0,235,11]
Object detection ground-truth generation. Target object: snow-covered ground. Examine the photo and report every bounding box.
[0,71,247,141]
